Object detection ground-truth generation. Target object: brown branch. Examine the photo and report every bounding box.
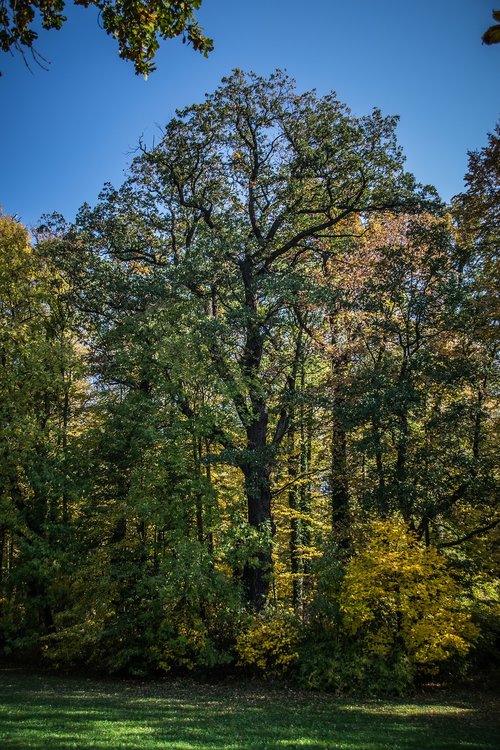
[437,519,499,548]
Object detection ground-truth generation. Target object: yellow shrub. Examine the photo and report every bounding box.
[236,609,300,677]
[339,517,478,673]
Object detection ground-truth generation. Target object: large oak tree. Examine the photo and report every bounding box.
[72,70,432,607]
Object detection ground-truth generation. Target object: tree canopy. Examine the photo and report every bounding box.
[482,10,500,45]
[0,73,498,693]
[0,0,212,75]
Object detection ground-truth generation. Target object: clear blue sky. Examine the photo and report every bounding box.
[1,0,498,228]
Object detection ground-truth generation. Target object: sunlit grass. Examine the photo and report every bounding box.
[0,668,498,749]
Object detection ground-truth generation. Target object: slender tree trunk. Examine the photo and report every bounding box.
[372,414,386,503]
[299,371,313,596]
[473,377,487,461]
[395,359,411,520]
[329,359,350,546]
[330,397,349,548]
[325,287,351,549]
[241,402,273,609]
[0,524,5,589]
[61,381,70,525]
[204,437,215,554]
[192,434,204,543]
[287,408,303,612]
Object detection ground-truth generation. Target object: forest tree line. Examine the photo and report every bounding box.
[0,71,498,693]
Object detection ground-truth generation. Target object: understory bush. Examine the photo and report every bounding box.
[39,540,242,677]
[297,634,414,696]
[235,607,301,677]
[296,517,479,694]
[2,516,483,694]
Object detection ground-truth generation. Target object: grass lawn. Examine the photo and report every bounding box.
[0,668,498,749]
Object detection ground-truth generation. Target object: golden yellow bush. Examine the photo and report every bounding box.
[339,517,478,672]
[236,609,300,677]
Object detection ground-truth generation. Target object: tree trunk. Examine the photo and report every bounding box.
[299,371,313,574]
[395,359,411,520]
[330,403,350,549]
[287,410,303,612]
[0,525,5,589]
[241,403,273,610]
[472,377,487,461]
[241,461,273,609]
[237,257,275,609]
[192,434,204,543]
[372,414,386,504]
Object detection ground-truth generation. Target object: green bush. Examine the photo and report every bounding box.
[297,629,414,696]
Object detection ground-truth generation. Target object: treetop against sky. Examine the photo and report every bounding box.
[0,0,498,227]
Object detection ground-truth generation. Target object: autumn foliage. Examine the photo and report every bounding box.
[0,74,497,694]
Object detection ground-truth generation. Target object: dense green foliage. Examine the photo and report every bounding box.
[0,72,498,694]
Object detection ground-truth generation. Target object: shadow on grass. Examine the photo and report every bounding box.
[0,669,498,750]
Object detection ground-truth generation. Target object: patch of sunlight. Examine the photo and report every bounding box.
[338,703,475,716]
[275,740,348,748]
